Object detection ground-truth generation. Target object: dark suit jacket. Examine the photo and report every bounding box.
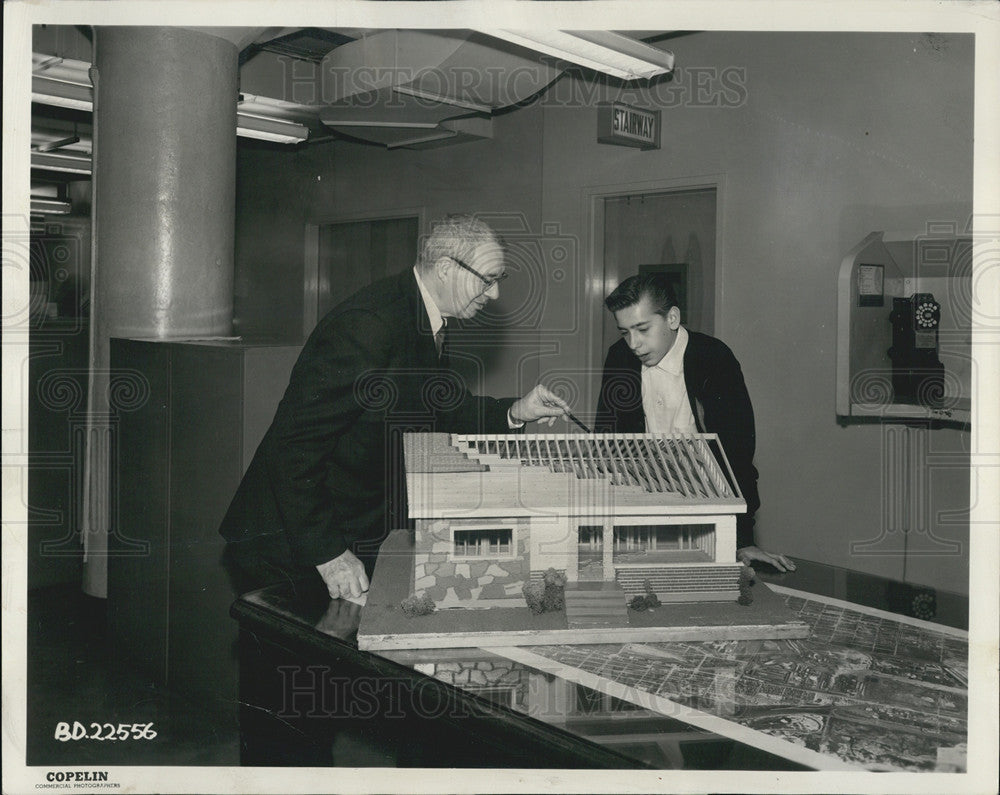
[220,269,517,568]
[595,330,760,549]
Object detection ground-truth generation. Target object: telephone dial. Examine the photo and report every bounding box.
[887,293,944,406]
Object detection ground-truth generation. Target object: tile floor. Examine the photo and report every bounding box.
[25,584,240,767]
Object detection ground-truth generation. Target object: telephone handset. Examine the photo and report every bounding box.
[888,293,944,406]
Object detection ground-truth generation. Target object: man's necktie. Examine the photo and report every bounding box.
[434,326,446,359]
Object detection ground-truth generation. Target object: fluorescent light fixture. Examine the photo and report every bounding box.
[392,84,493,114]
[31,90,310,143]
[32,55,95,110]
[31,197,73,215]
[31,56,310,145]
[321,117,440,129]
[32,75,94,111]
[34,77,318,147]
[236,112,309,144]
[31,151,93,176]
[475,29,674,80]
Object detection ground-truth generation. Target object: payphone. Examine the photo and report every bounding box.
[887,293,944,406]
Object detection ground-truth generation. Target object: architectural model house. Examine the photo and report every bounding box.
[404,432,747,621]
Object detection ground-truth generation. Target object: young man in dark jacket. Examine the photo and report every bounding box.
[596,272,794,573]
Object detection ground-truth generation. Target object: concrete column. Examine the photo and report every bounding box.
[82,27,238,596]
[94,26,236,337]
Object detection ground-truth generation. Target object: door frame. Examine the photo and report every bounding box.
[303,206,426,338]
[580,174,726,411]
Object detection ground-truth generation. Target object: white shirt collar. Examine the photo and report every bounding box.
[413,267,445,336]
[651,325,688,376]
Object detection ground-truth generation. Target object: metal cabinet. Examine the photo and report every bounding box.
[108,338,300,720]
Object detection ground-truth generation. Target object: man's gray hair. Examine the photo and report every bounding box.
[417,214,500,272]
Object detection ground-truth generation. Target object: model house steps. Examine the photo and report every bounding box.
[616,566,741,601]
[563,582,630,628]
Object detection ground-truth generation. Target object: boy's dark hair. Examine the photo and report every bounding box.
[604,272,679,317]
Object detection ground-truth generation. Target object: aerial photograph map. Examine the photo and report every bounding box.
[487,589,967,772]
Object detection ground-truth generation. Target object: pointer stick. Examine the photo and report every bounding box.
[566,412,592,434]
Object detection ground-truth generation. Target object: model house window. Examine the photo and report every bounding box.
[613,524,701,551]
[578,525,603,549]
[453,528,513,557]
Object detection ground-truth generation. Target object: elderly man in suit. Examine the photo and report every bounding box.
[221,214,570,600]
[595,272,795,573]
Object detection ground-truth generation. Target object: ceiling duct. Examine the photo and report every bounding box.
[317,30,563,149]
[253,26,356,63]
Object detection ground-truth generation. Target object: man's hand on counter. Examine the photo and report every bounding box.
[316,549,370,601]
[737,545,797,574]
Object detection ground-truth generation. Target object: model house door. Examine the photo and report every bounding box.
[578,525,604,580]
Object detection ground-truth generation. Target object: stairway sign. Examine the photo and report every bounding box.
[597,102,660,150]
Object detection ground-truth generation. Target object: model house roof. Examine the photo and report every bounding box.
[404,432,746,519]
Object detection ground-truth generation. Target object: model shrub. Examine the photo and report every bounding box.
[629,595,651,611]
[400,592,436,617]
[541,586,564,613]
[543,568,567,588]
[522,581,546,614]
[737,566,754,606]
[523,568,566,614]
[629,580,661,611]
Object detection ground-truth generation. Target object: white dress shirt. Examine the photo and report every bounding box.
[413,267,522,428]
[413,267,445,340]
[641,325,697,433]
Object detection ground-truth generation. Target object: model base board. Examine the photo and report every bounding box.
[356,531,810,651]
